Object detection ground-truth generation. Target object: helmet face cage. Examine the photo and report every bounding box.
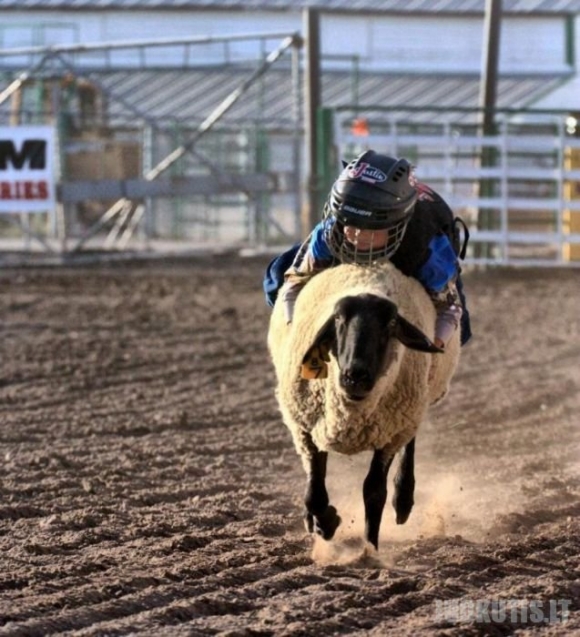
[323,209,410,264]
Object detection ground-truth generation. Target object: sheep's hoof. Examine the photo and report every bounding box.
[393,492,414,525]
[395,509,412,525]
[304,506,341,540]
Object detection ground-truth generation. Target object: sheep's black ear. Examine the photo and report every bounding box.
[394,315,443,353]
[302,317,335,364]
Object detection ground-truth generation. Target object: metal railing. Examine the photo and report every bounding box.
[335,108,580,266]
[0,32,303,253]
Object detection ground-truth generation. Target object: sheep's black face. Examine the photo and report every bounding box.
[334,295,396,401]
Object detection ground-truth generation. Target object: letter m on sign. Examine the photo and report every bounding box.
[0,139,46,169]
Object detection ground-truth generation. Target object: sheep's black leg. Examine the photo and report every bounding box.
[304,448,341,541]
[363,449,394,550]
[392,438,415,525]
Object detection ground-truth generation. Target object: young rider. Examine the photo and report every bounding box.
[272,150,471,348]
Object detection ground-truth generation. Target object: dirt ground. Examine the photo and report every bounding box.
[0,253,579,637]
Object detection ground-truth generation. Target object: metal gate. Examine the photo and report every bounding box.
[334,108,580,267]
[0,32,303,254]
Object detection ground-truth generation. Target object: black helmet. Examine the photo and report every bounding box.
[323,150,418,263]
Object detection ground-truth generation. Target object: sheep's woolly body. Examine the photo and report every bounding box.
[268,262,460,459]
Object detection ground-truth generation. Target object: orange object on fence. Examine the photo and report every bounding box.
[351,117,369,136]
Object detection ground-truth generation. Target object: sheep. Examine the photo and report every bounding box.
[267,261,460,550]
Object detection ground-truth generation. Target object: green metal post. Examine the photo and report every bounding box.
[255,127,270,243]
[316,107,337,220]
[565,16,575,68]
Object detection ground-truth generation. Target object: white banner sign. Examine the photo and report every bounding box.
[0,125,56,213]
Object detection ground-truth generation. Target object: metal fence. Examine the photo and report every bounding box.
[335,108,580,266]
[2,35,580,266]
[0,32,303,254]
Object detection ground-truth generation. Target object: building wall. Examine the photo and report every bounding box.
[531,15,580,111]
[324,14,569,74]
[0,10,573,76]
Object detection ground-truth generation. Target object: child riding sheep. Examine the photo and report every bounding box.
[264,150,472,349]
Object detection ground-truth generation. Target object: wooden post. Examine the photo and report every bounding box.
[479,0,502,138]
[303,8,321,238]
[477,0,502,258]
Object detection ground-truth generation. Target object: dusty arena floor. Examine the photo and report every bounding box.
[0,253,579,636]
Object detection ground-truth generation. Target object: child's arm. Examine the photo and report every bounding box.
[430,284,463,348]
[415,233,463,348]
[281,222,334,323]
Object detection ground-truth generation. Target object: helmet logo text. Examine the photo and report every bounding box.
[347,162,387,183]
[342,204,372,216]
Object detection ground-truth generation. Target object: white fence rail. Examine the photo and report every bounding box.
[337,114,580,267]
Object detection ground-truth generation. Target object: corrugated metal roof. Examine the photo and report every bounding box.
[0,0,579,13]
[77,68,568,127]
